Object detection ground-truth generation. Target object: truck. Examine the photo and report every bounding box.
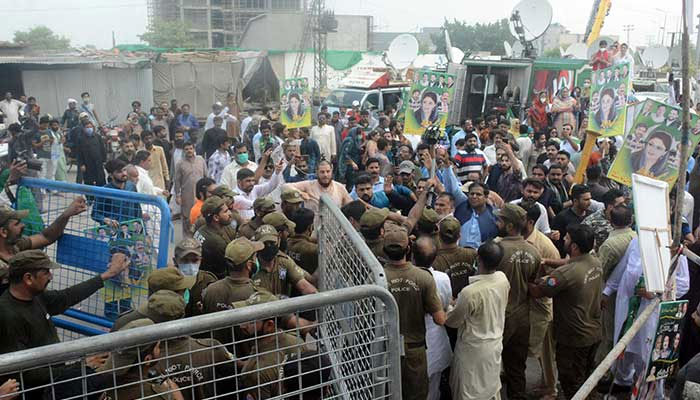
[321,67,409,115]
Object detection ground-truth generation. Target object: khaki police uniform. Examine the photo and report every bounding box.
[239,198,276,239]
[360,208,390,262]
[433,243,477,298]
[538,253,603,398]
[195,224,236,280]
[494,205,541,400]
[252,252,305,297]
[187,269,217,317]
[237,217,263,239]
[286,233,319,274]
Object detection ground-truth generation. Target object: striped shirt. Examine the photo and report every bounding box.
[454,150,486,184]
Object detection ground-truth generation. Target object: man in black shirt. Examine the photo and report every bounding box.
[202,116,227,160]
[552,184,592,257]
[0,249,129,397]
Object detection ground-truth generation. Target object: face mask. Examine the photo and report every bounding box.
[540,97,547,103]
[259,242,278,261]
[84,127,94,136]
[183,289,190,305]
[83,97,90,104]
[237,153,249,164]
[180,263,200,276]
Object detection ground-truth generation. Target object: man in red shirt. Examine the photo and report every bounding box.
[591,40,611,71]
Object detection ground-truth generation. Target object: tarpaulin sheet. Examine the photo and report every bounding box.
[152,61,244,118]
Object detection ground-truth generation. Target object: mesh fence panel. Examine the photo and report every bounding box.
[17,178,172,339]
[0,286,401,400]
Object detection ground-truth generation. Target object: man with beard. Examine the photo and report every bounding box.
[552,184,592,257]
[117,138,137,164]
[527,132,548,174]
[280,187,304,220]
[284,160,353,214]
[434,192,455,219]
[76,121,107,187]
[174,142,208,236]
[450,118,479,157]
[0,198,87,295]
[454,133,487,184]
[354,173,413,214]
[251,224,317,297]
[494,204,541,400]
[545,164,570,214]
[0,250,130,396]
[510,178,552,236]
[494,146,523,203]
[91,159,144,230]
[262,212,296,254]
[195,196,237,279]
[234,158,283,220]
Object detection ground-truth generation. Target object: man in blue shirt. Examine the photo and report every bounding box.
[450,118,481,157]
[175,104,199,140]
[353,173,413,215]
[91,159,143,229]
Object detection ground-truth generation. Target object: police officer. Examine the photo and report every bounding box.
[236,292,309,400]
[238,197,276,239]
[111,266,195,331]
[382,225,445,400]
[262,211,295,253]
[416,208,440,242]
[432,216,477,297]
[0,197,87,294]
[252,224,317,297]
[192,185,243,234]
[172,238,216,318]
[140,290,236,400]
[194,196,236,279]
[0,250,130,395]
[287,208,318,275]
[494,204,541,400]
[280,187,304,220]
[359,208,390,261]
[96,319,184,400]
[529,224,602,398]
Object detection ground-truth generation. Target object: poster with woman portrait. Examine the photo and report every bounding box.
[403,69,455,135]
[279,78,312,129]
[587,62,631,137]
[607,99,700,187]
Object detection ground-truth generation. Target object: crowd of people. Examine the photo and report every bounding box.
[1,81,700,400]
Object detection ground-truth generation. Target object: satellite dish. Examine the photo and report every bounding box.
[444,30,454,62]
[512,41,524,58]
[565,43,588,59]
[451,47,465,63]
[641,46,670,69]
[512,86,521,101]
[586,36,615,59]
[509,0,553,41]
[387,34,419,70]
[504,41,513,58]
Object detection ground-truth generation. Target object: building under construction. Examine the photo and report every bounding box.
[147,0,305,48]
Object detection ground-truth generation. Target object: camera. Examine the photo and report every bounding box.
[422,125,446,145]
[15,150,43,171]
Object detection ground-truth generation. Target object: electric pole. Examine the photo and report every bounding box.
[674,0,691,247]
[623,24,634,44]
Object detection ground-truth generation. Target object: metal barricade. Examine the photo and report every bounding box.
[0,285,402,400]
[16,177,172,339]
[317,194,393,399]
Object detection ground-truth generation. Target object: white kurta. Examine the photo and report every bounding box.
[605,237,689,360]
[446,271,510,400]
[425,268,453,400]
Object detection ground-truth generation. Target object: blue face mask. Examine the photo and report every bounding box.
[84,127,94,136]
[183,289,190,305]
[180,263,199,276]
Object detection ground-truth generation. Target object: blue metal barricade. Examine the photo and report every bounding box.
[16,177,172,339]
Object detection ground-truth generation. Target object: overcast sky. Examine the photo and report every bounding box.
[0,0,688,50]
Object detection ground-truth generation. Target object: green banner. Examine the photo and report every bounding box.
[403,69,455,136]
[588,63,631,137]
[607,99,700,187]
[279,78,312,129]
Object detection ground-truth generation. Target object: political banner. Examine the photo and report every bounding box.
[587,62,631,137]
[403,69,455,135]
[631,300,689,399]
[532,69,575,104]
[279,78,312,129]
[607,99,700,187]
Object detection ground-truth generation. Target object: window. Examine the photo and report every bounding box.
[363,93,379,110]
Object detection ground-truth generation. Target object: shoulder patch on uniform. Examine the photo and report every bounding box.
[546,277,558,287]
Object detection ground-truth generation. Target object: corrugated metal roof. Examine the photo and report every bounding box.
[0,56,150,67]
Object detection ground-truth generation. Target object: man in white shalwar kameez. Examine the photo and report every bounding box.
[604,237,689,397]
[422,258,453,400]
[446,240,510,400]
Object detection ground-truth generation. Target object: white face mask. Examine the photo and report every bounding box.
[180,263,200,276]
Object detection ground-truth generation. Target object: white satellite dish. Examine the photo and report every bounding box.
[387,34,419,70]
[565,42,589,59]
[509,0,553,41]
[586,36,615,59]
[642,46,670,69]
[444,30,454,62]
[451,47,465,63]
[512,41,524,58]
[504,41,513,58]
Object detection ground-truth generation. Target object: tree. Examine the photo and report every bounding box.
[431,18,515,56]
[13,26,70,51]
[139,19,196,49]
